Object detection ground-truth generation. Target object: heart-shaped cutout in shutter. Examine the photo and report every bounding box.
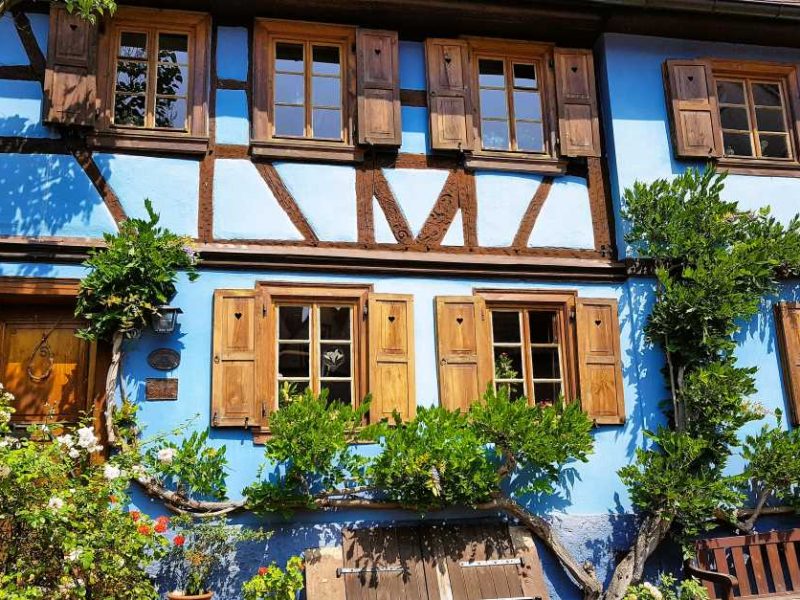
[388,315,396,323]
[234,312,243,320]
[595,319,602,326]
[456,317,464,325]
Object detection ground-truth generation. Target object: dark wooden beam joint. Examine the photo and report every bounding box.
[11,9,46,81]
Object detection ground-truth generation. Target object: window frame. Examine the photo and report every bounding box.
[465,38,563,174]
[257,282,370,430]
[477,289,578,406]
[252,20,360,163]
[91,7,211,155]
[710,59,800,175]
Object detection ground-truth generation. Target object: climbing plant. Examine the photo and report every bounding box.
[0,0,115,21]
[605,166,800,600]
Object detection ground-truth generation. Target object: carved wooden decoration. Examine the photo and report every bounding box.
[145,378,179,401]
[415,171,461,248]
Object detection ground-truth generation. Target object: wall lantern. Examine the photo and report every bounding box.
[151,306,183,334]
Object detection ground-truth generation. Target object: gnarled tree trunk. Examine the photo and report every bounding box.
[104,331,123,445]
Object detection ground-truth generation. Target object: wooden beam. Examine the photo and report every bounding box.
[373,168,414,245]
[415,170,460,248]
[253,162,319,242]
[11,8,45,81]
[513,176,554,249]
[71,150,128,225]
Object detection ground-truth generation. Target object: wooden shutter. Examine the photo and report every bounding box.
[554,48,602,157]
[664,59,722,158]
[356,29,401,146]
[341,528,431,600]
[304,546,346,600]
[576,298,625,424]
[368,294,415,422]
[435,296,492,412]
[774,302,800,425]
[425,39,473,151]
[43,5,98,126]
[211,289,260,427]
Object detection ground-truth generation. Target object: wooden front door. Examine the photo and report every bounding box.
[0,306,95,424]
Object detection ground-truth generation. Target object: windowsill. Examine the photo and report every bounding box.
[250,139,364,164]
[87,129,210,156]
[716,157,800,178]
[464,151,567,174]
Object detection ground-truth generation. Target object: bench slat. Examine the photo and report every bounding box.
[699,549,719,598]
[765,544,786,593]
[731,546,752,597]
[699,532,800,551]
[785,542,800,591]
[749,545,769,596]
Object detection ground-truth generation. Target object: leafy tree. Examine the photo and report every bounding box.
[0,0,115,22]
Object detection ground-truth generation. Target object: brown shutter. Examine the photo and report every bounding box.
[577,297,625,424]
[554,48,602,157]
[43,5,98,126]
[435,296,492,412]
[774,302,800,425]
[304,546,346,600]
[368,294,415,423]
[509,526,551,600]
[425,38,473,151]
[664,59,722,158]
[356,29,401,146]
[211,289,260,427]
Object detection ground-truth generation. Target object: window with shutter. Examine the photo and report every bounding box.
[774,302,800,426]
[554,48,602,157]
[86,7,211,154]
[356,29,401,147]
[425,38,473,152]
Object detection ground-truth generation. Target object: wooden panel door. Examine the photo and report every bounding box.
[0,312,93,424]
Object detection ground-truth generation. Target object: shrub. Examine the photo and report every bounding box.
[242,556,304,600]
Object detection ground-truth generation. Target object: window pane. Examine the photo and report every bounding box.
[276,42,304,73]
[480,88,508,119]
[516,121,544,152]
[116,61,148,94]
[155,97,187,129]
[756,108,787,133]
[532,347,560,380]
[157,64,188,96]
[494,347,523,380]
[278,380,309,407]
[119,31,147,59]
[478,59,505,88]
[497,381,525,402]
[312,76,341,108]
[752,82,782,107]
[279,306,310,340]
[528,312,557,344]
[481,119,510,150]
[278,343,310,378]
[513,63,537,89]
[275,73,305,105]
[322,381,352,406]
[719,106,749,131]
[114,94,145,126]
[533,381,561,405]
[275,105,305,137]
[491,311,521,343]
[759,133,790,158]
[312,108,342,140]
[319,307,351,340]
[716,80,745,105]
[158,33,189,64]
[312,46,340,76]
[722,131,753,157]
[513,91,542,121]
[321,343,351,377]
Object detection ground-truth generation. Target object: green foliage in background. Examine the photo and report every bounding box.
[0,0,115,22]
[145,430,228,501]
[242,556,305,600]
[624,573,709,600]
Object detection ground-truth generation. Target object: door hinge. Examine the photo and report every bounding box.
[363,302,369,320]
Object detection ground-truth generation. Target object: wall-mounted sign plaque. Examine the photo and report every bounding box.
[147,348,180,371]
[145,378,179,401]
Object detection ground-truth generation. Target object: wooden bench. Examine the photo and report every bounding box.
[686,530,800,600]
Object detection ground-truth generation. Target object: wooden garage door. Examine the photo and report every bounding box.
[335,522,548,600]
[0,307,95,424]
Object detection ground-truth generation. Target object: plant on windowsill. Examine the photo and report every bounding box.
[164,515,269,600]
[75,199,199,444]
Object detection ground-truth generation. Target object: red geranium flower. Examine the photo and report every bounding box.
[154,522,167,534]
[137,524,151,535]
[130,510,141,522]
[258,567,269,576]
[109,495,117,504]
[156,515,169,526]
[173,535,185,547]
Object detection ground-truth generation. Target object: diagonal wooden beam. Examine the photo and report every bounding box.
[373,168,413,245]
[512,176,554,249]
[254,162,318,242]
[586,156,616,257]
[11,9,45,82]
[71,149,128,225]
[355,164,375,245]
[415,171,460,248]
[459,170,478,247]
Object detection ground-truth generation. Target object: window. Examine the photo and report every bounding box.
[252,21,359,162]
[477,59,545,153]
[490,308,567,404]
[91,7,211,154]
[717,78,793,160]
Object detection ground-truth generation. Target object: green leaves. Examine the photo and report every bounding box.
[741,417,800,509]
[146,430,228,500]
[75,199,199,341]
[242,556,305,600]
[62,0,116,22]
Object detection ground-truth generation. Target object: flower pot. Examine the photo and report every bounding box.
[167,592,213,600]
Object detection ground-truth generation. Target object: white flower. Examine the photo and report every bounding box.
[56,434,75,448]
[157,448,177,464]
[0,437,13,449]
[0,465,10,479]
[68,448,81,459]
[48,496,65,510]
[103,464,123,481]
[76,427,98,449]
[0,408,11,424]
[643,582,663,600]
[65,549,82,562]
